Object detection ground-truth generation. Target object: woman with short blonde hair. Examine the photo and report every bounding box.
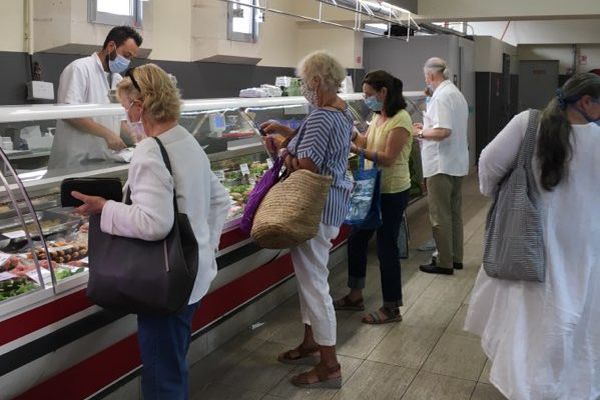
[297,50,347,95]
[261,51,353,388]
[73,63,230,399]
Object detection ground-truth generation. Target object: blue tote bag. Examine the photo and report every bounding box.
[344,152,382,229]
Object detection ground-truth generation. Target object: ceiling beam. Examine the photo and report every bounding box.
[416,0,600,22]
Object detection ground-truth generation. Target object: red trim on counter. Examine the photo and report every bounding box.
[15,335,141,400]
[192,254,293,330]
[218,227,249,250]
[0,289,93,347]
[332,225,350,249]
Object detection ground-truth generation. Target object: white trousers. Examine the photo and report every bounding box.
[290,223,340,347]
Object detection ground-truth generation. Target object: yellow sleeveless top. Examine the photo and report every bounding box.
[366,109,413,194]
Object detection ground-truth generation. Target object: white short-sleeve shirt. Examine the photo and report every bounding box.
[48,53,122,170]
[421,80,469,178]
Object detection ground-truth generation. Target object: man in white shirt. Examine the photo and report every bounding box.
[48,26,142,170]
[413,57,469,275]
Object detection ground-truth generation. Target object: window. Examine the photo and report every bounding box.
[227,0,260,43]
[88,0,143,27]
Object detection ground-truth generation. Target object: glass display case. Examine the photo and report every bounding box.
[0,93,426,309]
[0,95,363,309]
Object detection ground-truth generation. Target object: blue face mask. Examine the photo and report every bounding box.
[364,95,383,112]
[108,50,131,74]
[574,100,600,126]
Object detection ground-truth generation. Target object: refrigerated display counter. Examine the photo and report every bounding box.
[0,92,425,399]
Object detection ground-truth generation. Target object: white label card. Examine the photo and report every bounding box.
[266,158,274,169]
[26,268,51,285]
[0,272,18,282]
[214,170,226,182]
[240,163,250,175]
[2,230,25,239]
[0,252,12,266]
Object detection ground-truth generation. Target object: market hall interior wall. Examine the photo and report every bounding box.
[0,50,367,106]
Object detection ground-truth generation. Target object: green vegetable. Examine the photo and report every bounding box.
[0,278,37,301]
[228,185,251,194]
[55,267,86,281]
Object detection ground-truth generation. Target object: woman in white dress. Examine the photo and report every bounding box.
[465,72,600,400]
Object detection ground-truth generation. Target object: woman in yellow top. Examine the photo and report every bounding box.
[334,70,413,324]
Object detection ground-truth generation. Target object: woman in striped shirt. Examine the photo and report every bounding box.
[261,51,353,389]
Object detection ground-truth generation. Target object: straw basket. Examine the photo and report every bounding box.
[251,169,332,249]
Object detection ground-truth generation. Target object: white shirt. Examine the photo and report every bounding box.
[466,111,600,399]
[421,80,469,178]
[100,125,231,305]
[48,53,123,170]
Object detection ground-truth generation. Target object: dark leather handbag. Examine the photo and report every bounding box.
[60,177,123,207]
[87,137,199,315]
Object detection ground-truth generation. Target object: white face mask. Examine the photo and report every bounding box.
[301,81,318,106]
[126,101,146,142]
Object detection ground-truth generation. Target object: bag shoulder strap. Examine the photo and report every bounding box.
[152,136,180,214]
[516,109,540,169]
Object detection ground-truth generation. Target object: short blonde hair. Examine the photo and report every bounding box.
[297,51,346,93]
[117,63,181,123]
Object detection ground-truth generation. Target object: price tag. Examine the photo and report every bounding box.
[240,163,250,175]
[0,252,12,266]
[214,170,225,182]
[2,230,25,239]
[26,268,51,285]
[266,158,274,169]
[80,257,89,264]
[0,272,18,282]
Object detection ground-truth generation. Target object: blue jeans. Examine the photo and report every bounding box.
[347,190,410,307]
[137,302,199,400]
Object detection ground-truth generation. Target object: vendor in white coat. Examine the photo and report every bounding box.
[48,26,142,170]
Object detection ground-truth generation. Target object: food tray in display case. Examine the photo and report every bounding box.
[0,210,82,244]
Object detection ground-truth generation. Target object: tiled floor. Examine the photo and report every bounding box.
[189,174,507,400]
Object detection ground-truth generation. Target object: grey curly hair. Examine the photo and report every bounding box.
[424,57,451,80]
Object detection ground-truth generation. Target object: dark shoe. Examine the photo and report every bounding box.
[419,263,454,275]
[278,346,320,365]
[361,307,402,325]
[333,295,365,311]
[291,363,342,388]
[431,256,463,270]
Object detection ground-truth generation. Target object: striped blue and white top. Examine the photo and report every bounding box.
[287,107,353,227]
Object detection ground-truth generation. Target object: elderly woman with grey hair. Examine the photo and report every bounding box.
[261,51,353,388]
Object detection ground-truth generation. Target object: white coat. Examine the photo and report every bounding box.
[100,125,231,304]
[48,53,123,170]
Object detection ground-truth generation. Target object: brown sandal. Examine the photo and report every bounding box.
[362,307,402,325]
[291,363,342,388]
[333,295,365,311]
[277,346,320,366]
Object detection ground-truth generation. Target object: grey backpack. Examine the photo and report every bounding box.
[482,110,545,282]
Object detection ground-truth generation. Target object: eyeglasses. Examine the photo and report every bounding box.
[125,67,142,94]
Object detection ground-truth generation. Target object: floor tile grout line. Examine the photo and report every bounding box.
[398,295,466,398]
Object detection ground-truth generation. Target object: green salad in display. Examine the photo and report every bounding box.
[0,278,37,301]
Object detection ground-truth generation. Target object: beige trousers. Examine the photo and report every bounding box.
[426,174,464,269]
